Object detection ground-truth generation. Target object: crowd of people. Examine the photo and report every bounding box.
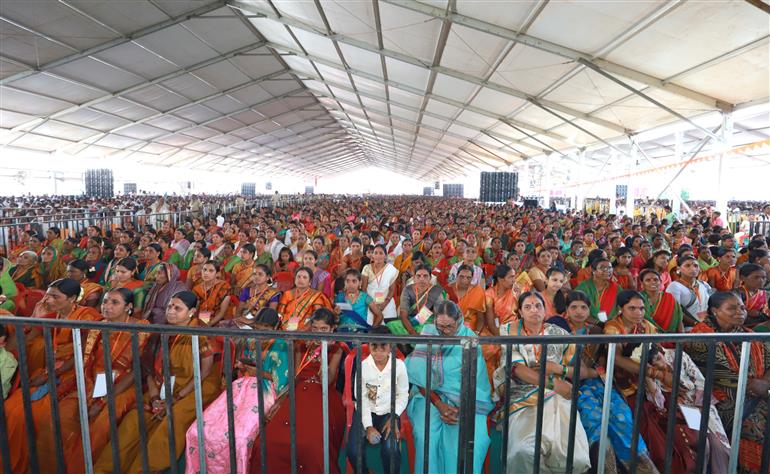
[0,195,768,474]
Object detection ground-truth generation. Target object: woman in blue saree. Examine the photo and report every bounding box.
[406,300,493,474]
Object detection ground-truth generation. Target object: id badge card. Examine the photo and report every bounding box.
[199,311,212,324]
[285,317,299,331]
[92,371,117,398]
[159,376,176,400]
[415,306,432,325]
[374,292,386,304]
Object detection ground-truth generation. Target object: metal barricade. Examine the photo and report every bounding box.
[0,316,765,474]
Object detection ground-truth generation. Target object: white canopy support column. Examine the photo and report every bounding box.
[576,148,587,212]
[671,131,684,210]
[626,140,637,218]
[717,112,734,221]
[608,148,618,214]
[543,153,553,209]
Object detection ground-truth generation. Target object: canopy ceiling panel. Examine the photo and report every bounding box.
[0,0,767,179]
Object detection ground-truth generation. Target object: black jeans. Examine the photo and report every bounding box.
[346,410,401,474]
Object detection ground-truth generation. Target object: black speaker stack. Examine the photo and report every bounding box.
[85,169,114,198]
[616,184,627,199]
[442,183,464,198]
[123,183,137,194]
[423,187,434,196]
[265,181,272,191]
[242,183,256,196]
[479,171,518,202]
[304,186,314,195]
[434,181,440,190]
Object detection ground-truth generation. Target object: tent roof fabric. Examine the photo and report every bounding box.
[0,0,768,178]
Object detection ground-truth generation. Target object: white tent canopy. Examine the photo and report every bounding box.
[1,0,768,180]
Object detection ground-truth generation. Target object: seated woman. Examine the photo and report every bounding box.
[236,263,281,320]
[563,291,657,474]
[0,258,18,313]
[103,257,146,314]
[39,246,66,287]
[701,247,737,292]
[638,344,730,473]
[387,263,446,335]
[273,246,299,275]
[604,290,698,474]
[186,307,289,474]
[277,266,332,331]
[10,250,43,289]
[613,247,638,290]
[186,246,211,288]
[446,264,487,334]
[230,243,256,296]
[3,278,101,473]
[737,263,768,327]
[408,301,493,474]
[249,308,345,474]
[100,243,131,285]
[686,291,770,474]
[541,267,569,320]
[94,291,220,473]
[576,257,620,322]
[191,260,232,326]
[58,288,149,471]
[142,263,187,324]
[639,269,684,333]
[334,268,383,333]
[643,250,673,291]
[66,259,102,308]
[665,256,711,327]
[493,291,591,474]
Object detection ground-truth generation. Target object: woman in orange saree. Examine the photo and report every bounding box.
[58,288,149,471]
[103,257,146,313]
[230,243,256,296]
[482,264,520,383]
[277,267,331,331]
[192,260,232,327]
[66,259,103,308]
[94,291,220,473]
[2,278,101,474]
[392,239,413,306]
[11,250,43,289]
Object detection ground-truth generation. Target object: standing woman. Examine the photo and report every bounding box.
[39,246,67,286]
[142,263,187,324]
[277,266,332,331]
[408,301,493,474]
[58,288,149,471]
[104,257,146,314]
[236,264,281,318]
[604,290,697,473]
[186,308,289,474]
[639,269,685,333]
[361,244,399,325]
[387,263,446,335]
[66,259,103,308]
[191,260,232,326]
[3,278,101,473]
[686,291,770,474]
[494,292,591,473]
[249,308,345,474]
[94,291,221,473]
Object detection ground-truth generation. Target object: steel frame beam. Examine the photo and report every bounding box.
[379,0,730,110]
[0,1,228,86]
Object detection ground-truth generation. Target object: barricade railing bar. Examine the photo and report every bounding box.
[0,196,311,257]
[0,315,767,474]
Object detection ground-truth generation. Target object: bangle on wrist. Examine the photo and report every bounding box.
[546,374,555,390]
[562,365,568,379]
